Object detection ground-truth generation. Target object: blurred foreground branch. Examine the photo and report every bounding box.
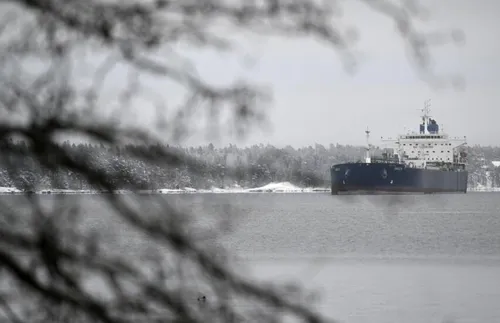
[0,0,463,322]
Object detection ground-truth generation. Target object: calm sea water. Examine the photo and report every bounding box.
[221,193,500,323]
[5,192,500,322]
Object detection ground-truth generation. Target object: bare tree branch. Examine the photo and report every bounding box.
[0,0,464,322]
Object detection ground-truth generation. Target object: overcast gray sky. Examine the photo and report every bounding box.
[75,0,500,148]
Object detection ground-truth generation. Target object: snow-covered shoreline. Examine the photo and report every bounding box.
[1,181,499,195]
[468,184,500,192]
[468,188,500,192]
[0,182,331,195]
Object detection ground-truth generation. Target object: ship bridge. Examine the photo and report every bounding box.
[379,100,467,169]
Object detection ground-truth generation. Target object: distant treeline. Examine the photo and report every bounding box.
[1,141,500,190]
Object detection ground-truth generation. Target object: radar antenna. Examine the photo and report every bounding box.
[420,99,432,134]
[424,99,431,114]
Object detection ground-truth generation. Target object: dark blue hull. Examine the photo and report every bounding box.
[331,163,468,195]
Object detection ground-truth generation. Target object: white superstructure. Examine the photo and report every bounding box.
[380,100,467,170]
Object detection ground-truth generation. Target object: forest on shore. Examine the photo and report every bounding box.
[1,141,500,190]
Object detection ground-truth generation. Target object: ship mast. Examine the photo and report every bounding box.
[421,99,432,134]
[365,127,371,163]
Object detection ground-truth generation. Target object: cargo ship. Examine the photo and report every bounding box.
[331,100,468,195]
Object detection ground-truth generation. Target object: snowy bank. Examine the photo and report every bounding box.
[468,185,500,192]
[158,182,329,194]
[247,182,301,193]
[4,182,497,194]
[0,182,330,195]
[246,182,328,193]
[0,187,22,193]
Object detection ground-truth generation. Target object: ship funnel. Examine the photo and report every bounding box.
[427,118,439,134]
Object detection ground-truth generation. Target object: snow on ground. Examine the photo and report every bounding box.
[38,189,98,194]
[1,183,499,194]
[0,182,330,194]
[469,184,500,192]
[157,182,329,194]
[0,187,22,193]
[247,182,301,193]
[247,182,309,193]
